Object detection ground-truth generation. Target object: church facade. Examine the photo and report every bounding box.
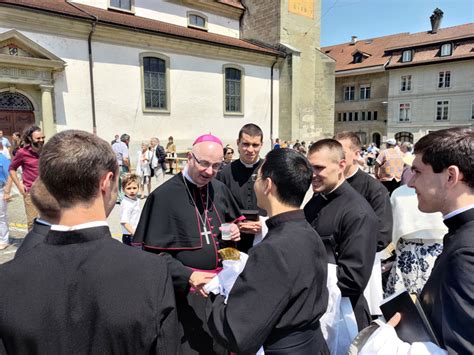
[0,0,335,152]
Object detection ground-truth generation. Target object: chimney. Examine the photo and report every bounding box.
[430,8,444,34]
[350,36,358,45]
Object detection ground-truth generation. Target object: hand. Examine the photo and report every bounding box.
[18,184,26,197]
[2,192,11,201]
[387,312,401,327]
[238,220,262,234]
[189,271,215,297]
[228,223,240,241]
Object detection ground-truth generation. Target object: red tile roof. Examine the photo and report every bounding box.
[322,23,474,72]
[0,0,282,57]
[217,0,245,10]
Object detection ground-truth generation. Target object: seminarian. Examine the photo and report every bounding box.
[218,123,266,252]
[0,130,180,353]
[304,139,378,330]
[207,148,329,354]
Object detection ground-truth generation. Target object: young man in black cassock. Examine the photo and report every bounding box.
[217,123,266,252]
[304,139,378,331]
[385,128,474,354]
[134,134,243,355]
[207,148,329,354]
[0,130,180,354]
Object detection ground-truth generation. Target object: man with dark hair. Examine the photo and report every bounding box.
[207,148,329,354]
[134,133,243,355]
[407,127,473,353]
[4,125,44,230]
[335,131,393,313]
[304,139,378,331]
[218,123,266,252]
[0,130,180,354]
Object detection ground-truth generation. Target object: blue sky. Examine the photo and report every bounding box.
[320,0,474,47]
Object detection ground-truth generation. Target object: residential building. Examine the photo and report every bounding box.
[323,9,473,145]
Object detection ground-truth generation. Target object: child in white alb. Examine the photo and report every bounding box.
[120,173,141,246]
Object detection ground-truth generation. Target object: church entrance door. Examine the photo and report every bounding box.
[0,92,35,140]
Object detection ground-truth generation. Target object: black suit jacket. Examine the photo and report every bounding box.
[14,220,50,258]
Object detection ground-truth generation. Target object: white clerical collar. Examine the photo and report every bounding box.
[346,166,359,179]
[51,221,109,231]
[183,165,202,186]
[36,218,52,227]
[443,204,474,220]
[240,158,260,168]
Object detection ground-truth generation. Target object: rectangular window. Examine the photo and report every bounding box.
[225,67,242,113]
[440,43,452,57]
[367,111,372,121]
[348,112,353,121]
[354,112,359,121]
[360,85,371,100]
[343,112,347,122]
[361,111,366,121]
[472,100,474,120]
[143,57,167,110]
[438,71,451,88]
[337,113,342,122]
[436,100,449,120]
[399,103,411,122]
[401,75,412,91]
[402,50,413,62]
[373,111,378,121]
[344,86,355,101]
[110,0,132,10]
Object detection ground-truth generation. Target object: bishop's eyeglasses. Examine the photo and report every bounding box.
[192,152,221,171]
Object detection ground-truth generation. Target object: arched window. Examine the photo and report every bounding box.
[140,53,170,112]
[395,132,414,143]
[223,65,244,114]
[372,132,381,147]
[0,92,34,111]
[188,12,208,30]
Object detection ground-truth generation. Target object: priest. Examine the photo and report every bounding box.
[304,139,378,331]
[134,134,244,355]
[207,148,329,354]
[218,123,266,252]
[0,130,180,353]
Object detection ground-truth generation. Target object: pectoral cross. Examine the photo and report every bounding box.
[201,225,211,244]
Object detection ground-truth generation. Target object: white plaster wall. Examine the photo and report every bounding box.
[74,0,240,38]
[387,61,474,140]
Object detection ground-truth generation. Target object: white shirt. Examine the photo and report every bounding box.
[120,195,141,235]
[443,204,474,220]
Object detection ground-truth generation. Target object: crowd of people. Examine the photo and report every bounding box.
[0,124,472,354]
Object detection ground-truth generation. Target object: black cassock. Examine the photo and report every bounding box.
[304,181,377,331]
[14,219,50,258]
[420,208,474,354]
[134,173,243,355]
[346,168,393,251]
[207,210,329,354]
[0,226,179,354]
[217,159,266,252]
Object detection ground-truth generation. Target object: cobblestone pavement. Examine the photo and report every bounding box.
[0,175,174,265]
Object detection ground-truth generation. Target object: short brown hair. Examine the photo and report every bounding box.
[308,138,345,162]
[121,173,140,190]
[238,123,263,142]
[39,130,118,208]
[414,127,474,189]
[333,131,361,150]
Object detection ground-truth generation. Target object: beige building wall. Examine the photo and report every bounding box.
[334,71,388,145]
[241,0,335,143]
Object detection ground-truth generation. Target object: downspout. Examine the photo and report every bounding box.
[65,1,98,134]
[270,59,278,147]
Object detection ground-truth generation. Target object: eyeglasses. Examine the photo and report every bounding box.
[250,173,262,182]
[192,152,221,171]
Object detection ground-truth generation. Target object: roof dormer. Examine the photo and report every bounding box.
[351,50,371,64]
